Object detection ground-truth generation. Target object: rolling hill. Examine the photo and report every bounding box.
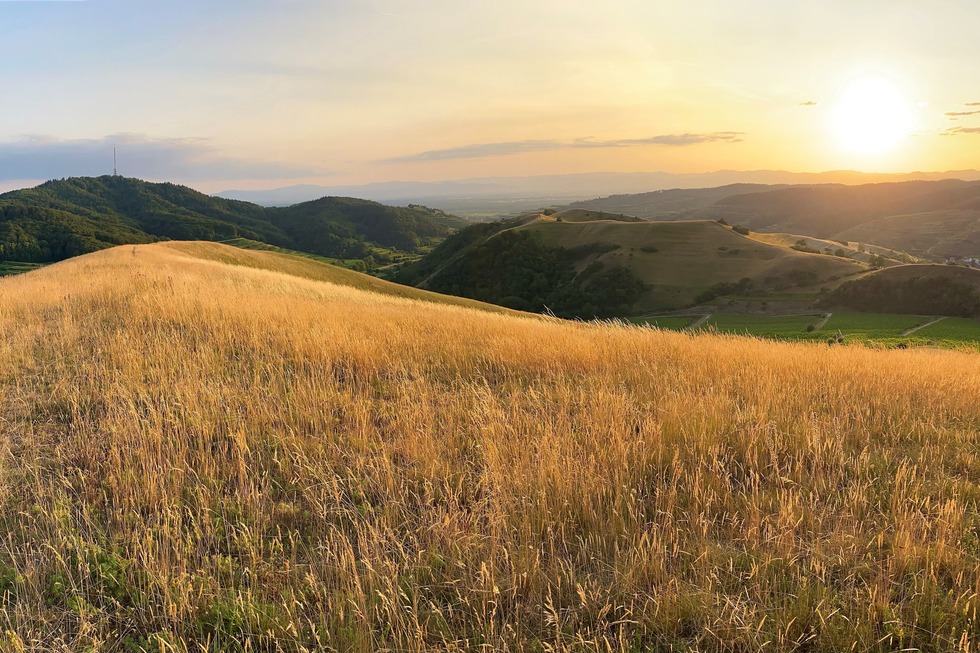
[568,183,786,219]
[0,176,468,267]
[571,179,980,260]
[1,241,979,650]
[833,209,980,259]
[397,210,867,316]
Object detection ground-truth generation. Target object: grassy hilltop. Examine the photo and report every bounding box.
[398,210,865,316]
[1,242,980,651]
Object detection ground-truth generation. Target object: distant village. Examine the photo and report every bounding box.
[945,256,980,269]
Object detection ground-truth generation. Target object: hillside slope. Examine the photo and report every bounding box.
[0,176,467,265]
[400,212,866,315]
[571,180,980,259]
[569,183,785,218]
[1,242,979,650]
[158,241,522,314]
[833,209,980,259]
[747,232,922,265]
[702,180,980,236]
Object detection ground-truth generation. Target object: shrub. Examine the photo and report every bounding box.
[694,277,754,304]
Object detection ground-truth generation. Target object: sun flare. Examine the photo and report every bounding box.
[833,74,913,155]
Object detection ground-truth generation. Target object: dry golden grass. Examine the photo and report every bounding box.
[1,242,979,652]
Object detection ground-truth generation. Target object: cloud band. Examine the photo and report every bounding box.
[384,132,745,163]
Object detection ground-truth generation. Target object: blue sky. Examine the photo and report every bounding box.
[2,0,980,191]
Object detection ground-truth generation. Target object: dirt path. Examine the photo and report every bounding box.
[900,316,946,336]
[813,312,833,331]
[686,314,712,331]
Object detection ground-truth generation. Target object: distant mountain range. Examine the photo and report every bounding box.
[572,179,980,259]
[216,170,980,214]
[0,176,468,266]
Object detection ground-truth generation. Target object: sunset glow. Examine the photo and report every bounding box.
[0,1,979,191]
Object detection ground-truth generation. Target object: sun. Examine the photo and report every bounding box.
[832,74,913,155]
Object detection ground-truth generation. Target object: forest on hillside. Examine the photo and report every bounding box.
[824,272,980,317]
[396,222,647,318]
[0,176,467,266]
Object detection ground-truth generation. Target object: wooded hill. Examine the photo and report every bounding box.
[0,176,468,266]
[396,210,867,317]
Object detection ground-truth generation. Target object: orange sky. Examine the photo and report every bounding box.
[1,1,979,192]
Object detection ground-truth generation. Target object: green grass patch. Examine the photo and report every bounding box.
[224,237,425,273]
[914,317,980,342]
[821,312,925,339]
[702,314,822,337]
[679,311,980,349]
[0,261,47,277]
[222,238,363,269]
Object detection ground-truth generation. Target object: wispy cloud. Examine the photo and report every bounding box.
[967,102,980,107]
[573,133,744,148]
[0,134,328,182]
[945,110,980,117]
[384,140,562,163]
[799,101,818,106]
[383,132,745,163]
[942,127,980,136]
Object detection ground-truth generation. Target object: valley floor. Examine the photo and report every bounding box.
[632,310,980,350]
[1,242,979,651]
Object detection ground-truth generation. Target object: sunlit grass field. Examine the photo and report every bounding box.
[1,242,980,651]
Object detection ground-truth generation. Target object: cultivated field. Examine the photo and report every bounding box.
[821,312,925,339]
[1,242,980,651]
[704,314,821,338]
[637,310,980,348]
[918,317,980,342]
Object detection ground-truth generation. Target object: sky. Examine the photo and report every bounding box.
[1,0,979,193]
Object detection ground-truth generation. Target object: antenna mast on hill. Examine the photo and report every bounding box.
[113,146,118,176]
